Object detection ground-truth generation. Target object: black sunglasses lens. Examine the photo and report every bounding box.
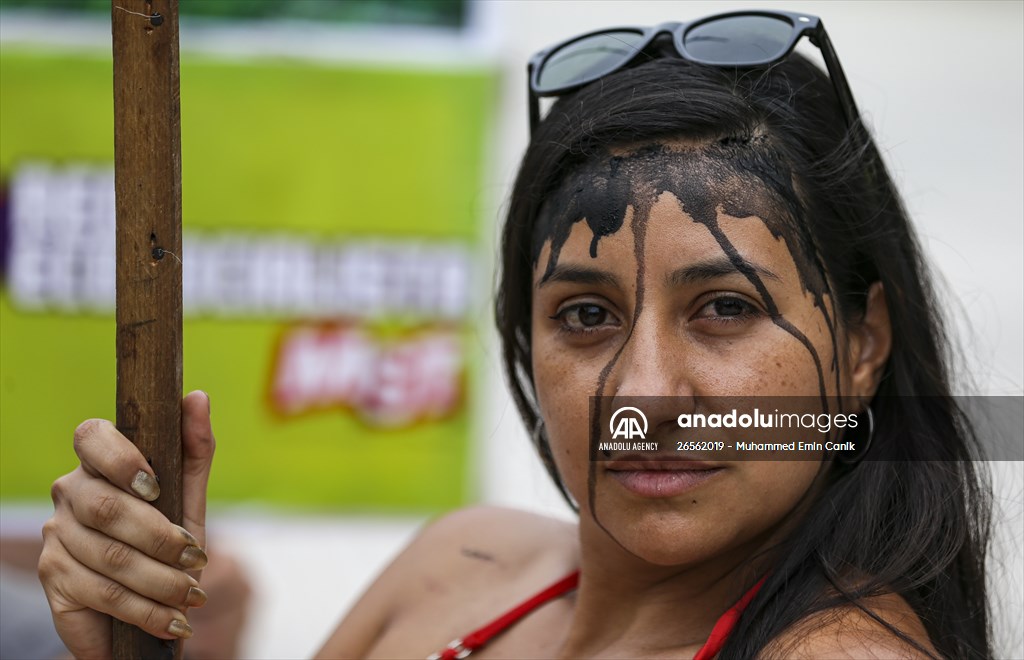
[537,31,646,91]
[683,15,794,65]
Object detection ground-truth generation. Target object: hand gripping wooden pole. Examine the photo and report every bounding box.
[111,1,184,658]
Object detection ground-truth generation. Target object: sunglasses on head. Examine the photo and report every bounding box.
[527,10,860,135]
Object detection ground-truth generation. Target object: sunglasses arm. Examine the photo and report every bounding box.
[814,24,861,131]
[527,62,541,135]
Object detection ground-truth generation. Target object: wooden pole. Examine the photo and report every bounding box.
[111,1,183,658]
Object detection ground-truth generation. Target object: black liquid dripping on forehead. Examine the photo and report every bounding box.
[533,140,841,410]
[534,156,634,272]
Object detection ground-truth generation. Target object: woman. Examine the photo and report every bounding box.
[39,11,991,658]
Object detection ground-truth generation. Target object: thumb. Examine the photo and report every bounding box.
[181,390,215,552]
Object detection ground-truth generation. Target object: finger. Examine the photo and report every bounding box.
[73,418,160,502]
[39,536,193,647]
[181,390,215,550]
[40,519,113,659]
[61,475,208,571]
[56,514,207,610]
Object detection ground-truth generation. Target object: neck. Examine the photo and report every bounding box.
[557,515,775,658]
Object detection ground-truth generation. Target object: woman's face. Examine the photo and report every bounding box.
[530,140,887,566]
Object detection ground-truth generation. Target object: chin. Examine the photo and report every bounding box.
[594,505,728,567]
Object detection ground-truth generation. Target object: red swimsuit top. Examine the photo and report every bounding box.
[428,572,764,660]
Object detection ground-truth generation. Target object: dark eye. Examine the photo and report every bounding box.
[551,303,617,333]
[712,298,749,317]
[694,295,760,324]
[576,304,607,326]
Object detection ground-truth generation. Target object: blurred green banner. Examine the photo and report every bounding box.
[0,46,496,511]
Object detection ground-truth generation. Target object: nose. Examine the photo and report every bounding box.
[606,317,695,428]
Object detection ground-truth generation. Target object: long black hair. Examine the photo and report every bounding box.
[495,55,992,658]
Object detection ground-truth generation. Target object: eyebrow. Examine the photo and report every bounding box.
[667,257,780,286]
[537,263,622,289]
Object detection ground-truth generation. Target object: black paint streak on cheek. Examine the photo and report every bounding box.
[777,246,840,399]
[731,159,843,402]
[527,153,646,537]
[588,199,651,543]
[754,205,843,405]
[776,237,843,405]
[668,179,830,412]
[822,293,843,410]
[703,213,829,413]
[705,140,839,407]
[765,232,843,406]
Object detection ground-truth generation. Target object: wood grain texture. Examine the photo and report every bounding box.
[112,1,183,658]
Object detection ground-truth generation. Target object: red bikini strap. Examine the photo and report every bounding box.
[430,572,762,660]
[692,576,766,660]
[432,571,580,660]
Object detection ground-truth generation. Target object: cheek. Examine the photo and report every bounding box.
[531,325,604,501]
[692,460,823,556]
[734,461,822,517]
[684,327,829,396]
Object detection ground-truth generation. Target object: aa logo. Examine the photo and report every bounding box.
[610,406,648,440]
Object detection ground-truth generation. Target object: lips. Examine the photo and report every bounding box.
[603,454,723,498]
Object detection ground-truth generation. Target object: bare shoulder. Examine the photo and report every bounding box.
[764,592,939,659]
[411,505,578,570]
[391,505,579,612]
[315,506,578,659]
